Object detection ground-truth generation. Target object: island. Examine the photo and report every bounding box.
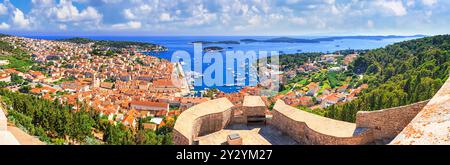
[239,35,426,44]
[58,37,168,52]
[203,46,224,52]
[191,40,240,45]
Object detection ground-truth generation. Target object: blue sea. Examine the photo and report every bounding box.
[27,35,422,93]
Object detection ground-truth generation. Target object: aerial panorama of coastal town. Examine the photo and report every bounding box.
[0,0,449,150]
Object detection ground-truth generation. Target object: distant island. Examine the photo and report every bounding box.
[186,35,427,46]
[58,37,168,52]
[203,46,224,52]
[240,35,426,44]
[191,40,240,45]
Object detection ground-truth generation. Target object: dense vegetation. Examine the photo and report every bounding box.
[276,49,366,71]
[0,41,34,72]
[270,52,323,71]
[59,37,167,56]
[325,35,450,122]
[59,37,163,49]
[0,89,173,145]
[0,33,11,38]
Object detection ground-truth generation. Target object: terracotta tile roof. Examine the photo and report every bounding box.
[129,100,169,108]
[30,86,58,94]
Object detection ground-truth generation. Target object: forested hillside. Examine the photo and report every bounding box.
[325,35,450,122]
[0,89,173,145]
[0,40,34,72]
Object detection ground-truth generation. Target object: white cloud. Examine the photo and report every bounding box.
[31,0,54,7]
[421,0,437,6]
[112,21,142,30]
[286,0,302,4]
[0,22,10,30]
[12,8,31,28]
[123,9,136,20]
[58,24,67,30]
[0,3,8,15]
[367,20,374,28]
[248,15,261,25]
[290,17,306,25]
[0,0,446,35]
[330,5,340,14]
[425,10,433,17]
[48,0,102,23]
[374,0,407,16]
[184,4,217,26]
[325,0,336,4]
[159,13,172,22]
[406,0,415,7]
[101,0,123,4]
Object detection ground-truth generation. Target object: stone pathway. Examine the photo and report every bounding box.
[197,124,298,145]
[7,126,46,145]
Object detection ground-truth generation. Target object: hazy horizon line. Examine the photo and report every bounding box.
[4,33,433,38]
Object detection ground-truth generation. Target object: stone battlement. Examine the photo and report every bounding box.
[356,100,429,142]
[173,77,450,145]
[272,100,373,145]
[173,98,234,145]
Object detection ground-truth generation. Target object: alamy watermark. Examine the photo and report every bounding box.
[171,43,281,96]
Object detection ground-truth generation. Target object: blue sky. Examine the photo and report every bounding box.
[0,0,448,36]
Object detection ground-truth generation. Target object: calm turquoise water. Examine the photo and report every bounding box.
[28,36,421,93]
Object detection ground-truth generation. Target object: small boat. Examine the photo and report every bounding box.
[236,77,246,82]
[224,83,235,87]
[235,83,245,86]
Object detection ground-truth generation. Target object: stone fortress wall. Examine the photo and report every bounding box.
[0,108,7,131]
[1,106,20,145]
[173,98,234,145]
[271,100,429,144]
[271,100,373,145]
[173,77,449,145]
[355,100,429,141]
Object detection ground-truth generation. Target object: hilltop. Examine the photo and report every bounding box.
[58,37,167,52]
[326,35,449,121]
[274,35,449,122]
[0,38,33,72]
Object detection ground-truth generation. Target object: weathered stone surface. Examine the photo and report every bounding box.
[271,100,373,145]
[390,77,450,145]
[197,125,298,145]
[0,108,19,145]
[173,98,234,145]
[243,96,267,117]
[0,111,6,131]
[173,77,450,145]
[356,100,429,141]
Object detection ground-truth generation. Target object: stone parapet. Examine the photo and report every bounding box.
[356,100,429,141]
[173,98,234,145]
[272,100,372,145]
